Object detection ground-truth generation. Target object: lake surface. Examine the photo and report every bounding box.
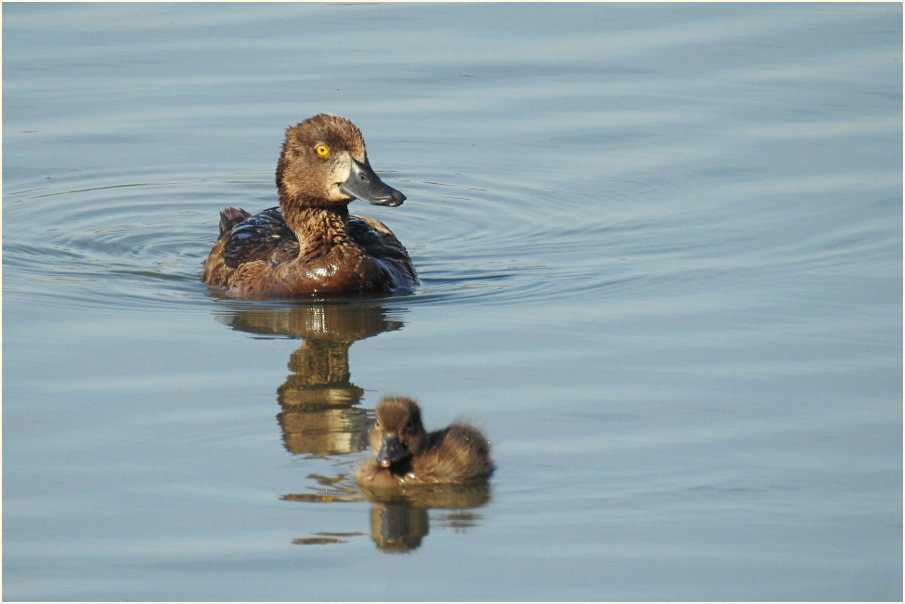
[3,3,902,601]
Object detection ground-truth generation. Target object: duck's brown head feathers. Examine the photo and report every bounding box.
[276,114,404,209]
[276,114,364,206]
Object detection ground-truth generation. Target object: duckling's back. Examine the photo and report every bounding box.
[412,424,494,484]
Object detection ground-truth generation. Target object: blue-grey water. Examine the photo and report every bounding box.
[3,3,902,601]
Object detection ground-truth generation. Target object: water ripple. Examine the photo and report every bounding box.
[3,165,666,311]
[3,172,213,310]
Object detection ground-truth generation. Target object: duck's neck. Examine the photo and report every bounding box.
[282,202,354,257]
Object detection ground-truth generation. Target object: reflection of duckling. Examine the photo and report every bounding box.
[202,113,417,299]
[369,502,429,553]
[357,397,493,487]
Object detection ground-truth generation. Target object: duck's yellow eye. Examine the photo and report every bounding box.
[315,144,329,157]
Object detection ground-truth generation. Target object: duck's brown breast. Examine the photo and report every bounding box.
[202,207,416,299]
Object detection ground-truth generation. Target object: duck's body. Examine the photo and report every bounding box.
[357,397,494,488]
[202,114,417,299]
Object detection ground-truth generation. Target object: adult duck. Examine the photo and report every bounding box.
[202,114,417,299]
[357,397,494,487]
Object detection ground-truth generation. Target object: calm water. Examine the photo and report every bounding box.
[3,3,902,601]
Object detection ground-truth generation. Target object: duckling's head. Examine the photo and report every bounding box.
[276,113,406,209]
[370,397,427,469]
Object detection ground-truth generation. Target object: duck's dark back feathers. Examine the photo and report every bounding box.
[218,206,252,238]
[219,207,415,281]
[347,215,412,265]
[222,207,298,269]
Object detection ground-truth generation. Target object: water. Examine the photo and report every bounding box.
[3,3,901,601]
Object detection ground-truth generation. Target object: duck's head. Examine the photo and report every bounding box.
[276,113,406,208]
[370,397,427,469]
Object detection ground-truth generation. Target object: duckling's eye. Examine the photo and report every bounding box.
[315,144,330,157]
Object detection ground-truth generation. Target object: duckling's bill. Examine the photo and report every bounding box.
[377,434,407,467]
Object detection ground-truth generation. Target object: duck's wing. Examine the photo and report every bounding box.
[348,214,418,283]
[218,206,252,237]
[223,206,299,269]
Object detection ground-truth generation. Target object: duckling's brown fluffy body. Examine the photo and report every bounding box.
[202,114,417,299]
[357,397,494,488]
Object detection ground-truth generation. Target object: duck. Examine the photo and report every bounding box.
[356,397,494,488]
[202,114,417,299]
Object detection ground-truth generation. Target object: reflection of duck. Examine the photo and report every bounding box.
[357,397,494,487]
[202,114,417,299]
[221,303,404,455]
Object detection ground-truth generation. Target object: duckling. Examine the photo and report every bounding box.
[202,114,417,299]
[357,397,494,487]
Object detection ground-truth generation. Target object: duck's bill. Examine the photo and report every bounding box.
[376,434,408,468]
[340,159,406,207]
